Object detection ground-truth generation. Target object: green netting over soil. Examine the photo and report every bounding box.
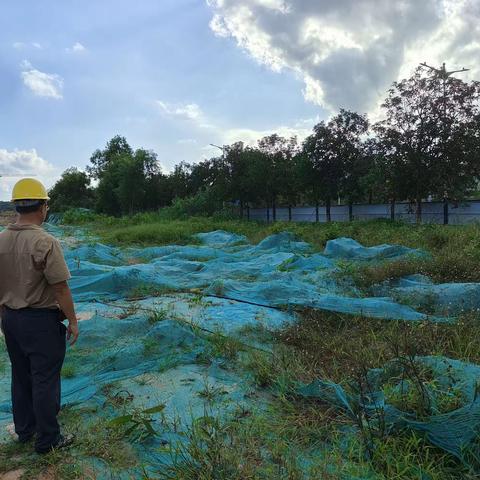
[2,225,480,477]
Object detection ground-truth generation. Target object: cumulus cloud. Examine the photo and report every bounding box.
[0,149,59,201]
[222,123,312,146]
[156,100,204,121]
[66,42,86,53]
[21,62,63,99]
[13,42,42,50]
[157,96,315,157]
[207,0,480,113]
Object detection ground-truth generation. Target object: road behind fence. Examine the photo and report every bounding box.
[247,200,480,225]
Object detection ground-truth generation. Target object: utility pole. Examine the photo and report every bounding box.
[209,143,228,210]
[419,62,469,225]
[209,143,226,161]
[420,62,469,120]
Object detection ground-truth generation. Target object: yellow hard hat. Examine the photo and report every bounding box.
[11,178,50,202]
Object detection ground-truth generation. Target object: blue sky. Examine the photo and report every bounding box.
[0,0,478,200]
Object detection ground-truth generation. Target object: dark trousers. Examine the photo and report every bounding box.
[2,307,66,452]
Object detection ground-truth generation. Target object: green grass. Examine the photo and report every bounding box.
[84,216,480,286]
[142,337,160,357]
[39,216,480,478]
[85,214,479,251]
[61,363,76,378]
[0,340,8,375]
[148,308,168,325]
[275,309,480,385]
[196,331,245,365]
[0,406,137,479]
[148,397,467,480]
[127,283,179,299]
[145,307,480,479]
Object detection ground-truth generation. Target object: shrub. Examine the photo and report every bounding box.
[62,208,104,225]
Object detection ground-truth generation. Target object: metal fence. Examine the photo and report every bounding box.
[247,200,480,225]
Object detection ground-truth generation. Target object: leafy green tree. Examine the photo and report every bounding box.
[295,151,324,219]
[116,149,160,214]
[224,142,253,218]
[144,172,173,210]
[302,110,367,221]
[168,162,193,199]
[49,168,94,212]
[189,160,213,194]
[332,110,369,220]
[256,134,299,220]
[362,138,409,219]
[87,135,133,179]
[376,67,480,222]
[90,136,163,215]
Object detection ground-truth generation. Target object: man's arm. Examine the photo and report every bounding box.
[52,281,79,346]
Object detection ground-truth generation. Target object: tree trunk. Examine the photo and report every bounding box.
[315,202,319,222]
[368,190,373,204]
[390,198,395,221]
[240,200,244,219]
[443,196,449,225]
[272,197,276,222]
[348,202,353,221]
[247,204,250,221]
[266,206,270,223]
[326,198,331,222]
[416,196,422,224]
[288,205,292,222]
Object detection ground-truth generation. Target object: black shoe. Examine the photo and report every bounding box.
[36,433,75,454]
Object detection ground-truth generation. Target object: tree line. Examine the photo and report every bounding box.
[49,67,480,222]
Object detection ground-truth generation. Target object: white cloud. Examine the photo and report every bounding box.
[13,42,42,50]
[222,124,311,146]
[66,42,86,53]
[157,97,315,158]
[0,149,59,201]
[21,63,63,99]
[207,0,480,113]
[156,101,203,121]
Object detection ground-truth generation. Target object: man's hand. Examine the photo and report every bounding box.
[52,281,79,346]
[67,321,79,346]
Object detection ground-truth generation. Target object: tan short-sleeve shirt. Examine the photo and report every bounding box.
[0,223,71,309]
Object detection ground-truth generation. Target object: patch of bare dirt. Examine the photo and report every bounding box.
[0,470,25,480]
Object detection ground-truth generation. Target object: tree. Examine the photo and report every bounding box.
[87,135,133,179]
[219,142,254,218]
[332,110,369,220]
[90,136,163,215]
[376,67,480,222]
[168,162,193,199]
[296,150,324,220]
[302,110,367,222]
[144,172,172,210]
[116,149,160,214]
[49,168,93,212]
[257,134,299,220]
[362,138,409,219]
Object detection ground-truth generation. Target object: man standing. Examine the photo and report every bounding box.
[0,178,79,454]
